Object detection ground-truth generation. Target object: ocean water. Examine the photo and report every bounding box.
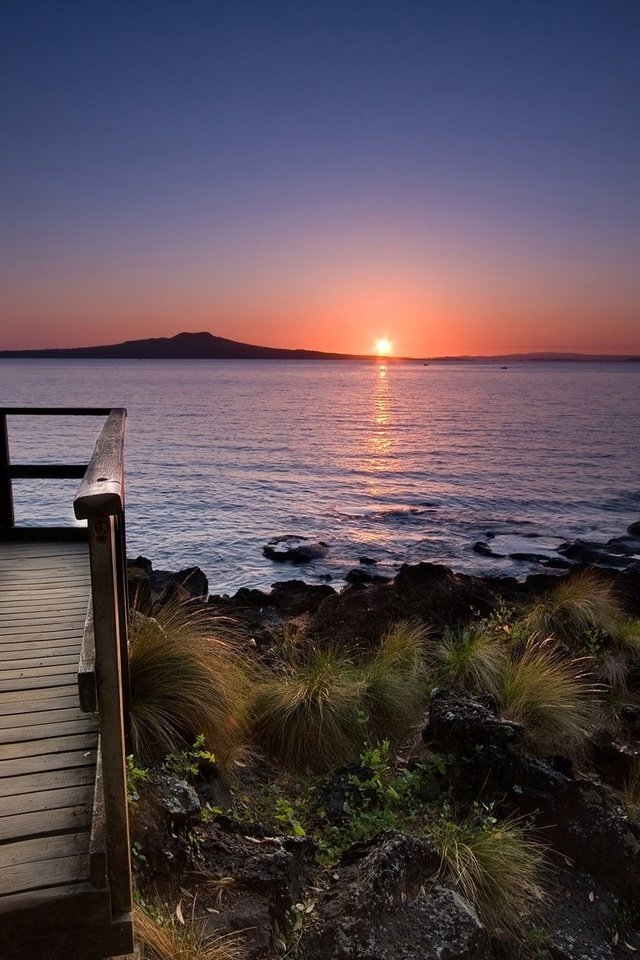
[1,359,638,592]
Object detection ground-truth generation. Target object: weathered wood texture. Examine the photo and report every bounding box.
[74,409,126,520]
[0,541,99,913]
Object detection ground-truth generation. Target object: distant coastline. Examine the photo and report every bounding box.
[0,330,638,362]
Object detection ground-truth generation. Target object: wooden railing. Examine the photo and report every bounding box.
[74,409,132,921]
[0,407,133,929]
[0,406,112,532]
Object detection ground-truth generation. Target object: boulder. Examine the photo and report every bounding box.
[263,535,329,564]
[628,521,640,536]
[300,831,490,960]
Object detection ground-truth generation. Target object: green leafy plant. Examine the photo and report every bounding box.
[126,754,149,803]
[163,734,217,782]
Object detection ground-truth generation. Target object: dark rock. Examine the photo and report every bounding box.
[345,567,390,585]
[621,704,640,735]
[300,831,490,960]
[127,554,153,574]
[543,870,619,960]
[263,535,329,564]
[541,556,573,569]
[591,728,640,789]
[510,551,554,563]
[127,565,153,614]
[270,579,335,616]
[359,556,377,565]
[425,690,640,907]
[198,826,311,921]
[628,521,640,536]
[201,899,273,960]
[316,760,377,823]
[147,772,201,823]
[473,540,496,556]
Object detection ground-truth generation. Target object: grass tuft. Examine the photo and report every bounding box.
[363,621,428,737]
[497,637,597,754]
[128,602,251,766]
[612,618,640,656]
[434,813,548,936]
[433,622,505,694]
[250,648,365,771]
[134,903,245,960]
[523,571,621,644]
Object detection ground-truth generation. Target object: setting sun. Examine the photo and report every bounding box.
[374,338,393,356]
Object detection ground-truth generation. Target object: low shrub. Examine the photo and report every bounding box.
[497,637,597,754]
[523,571,621,645]
[128,602,251,765]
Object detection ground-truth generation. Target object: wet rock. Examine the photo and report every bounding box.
[473,540,496,556]
[152,565,209,606]
[359,556,377,565]
[628,521,640,536]
[300,831,489,959]
[345,567,390,585]
[264,535,329,564]
[270,579,335,616]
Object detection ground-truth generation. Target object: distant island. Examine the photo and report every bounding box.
[0,331,638,362]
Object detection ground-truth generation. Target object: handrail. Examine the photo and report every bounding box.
[73,408,132,920]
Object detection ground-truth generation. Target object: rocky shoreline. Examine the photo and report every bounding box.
[126,523,640,960]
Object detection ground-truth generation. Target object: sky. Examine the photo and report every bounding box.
[1,0,639,356]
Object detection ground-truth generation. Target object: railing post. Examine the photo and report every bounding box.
[114,512,131,730]
[0,413,14,527]
[87,513,132,918]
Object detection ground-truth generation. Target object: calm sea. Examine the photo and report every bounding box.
[1,359,638,592]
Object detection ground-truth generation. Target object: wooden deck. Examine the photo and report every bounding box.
[0,408,133,959]
[0,540,112,940]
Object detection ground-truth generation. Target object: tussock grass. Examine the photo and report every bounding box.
[363,621,428,737]
[523,571,621,644]
[134,904,245,960]
[434,815,548,936]
[434,622,505,694]
[497,637,597,754]
[250,648,365,771]
[128,603,252,766]
[250,621,428,771]
[612,618,640,656]
[596,651,629,693]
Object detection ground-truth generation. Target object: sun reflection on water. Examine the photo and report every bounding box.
[367,363,394,464]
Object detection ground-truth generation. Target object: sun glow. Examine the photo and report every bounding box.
[374,337,393,356]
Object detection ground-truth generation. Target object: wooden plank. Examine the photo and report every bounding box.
[0,663,78,680]
[0,732,96,760]
[0,804,93,843]
[0,764,95,798]
[0,718,96,744]
[0,683,78,704]
[73,409,126,519]
[90,744,107,888]
[0,406,111,415]
[0,527,89,543]
[1,854,90,896]
[0,641,81,656]
[0,695,80,717]
[0,673,82,692]
[0,831,89,869]
[0,748,96,778]
[78,596,97,712]
[0,881,111,933]
[0,782,94,819]
[0,654,78,670]
[0,706,88,730]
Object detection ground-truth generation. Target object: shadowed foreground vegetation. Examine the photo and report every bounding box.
[127,570,640,958]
